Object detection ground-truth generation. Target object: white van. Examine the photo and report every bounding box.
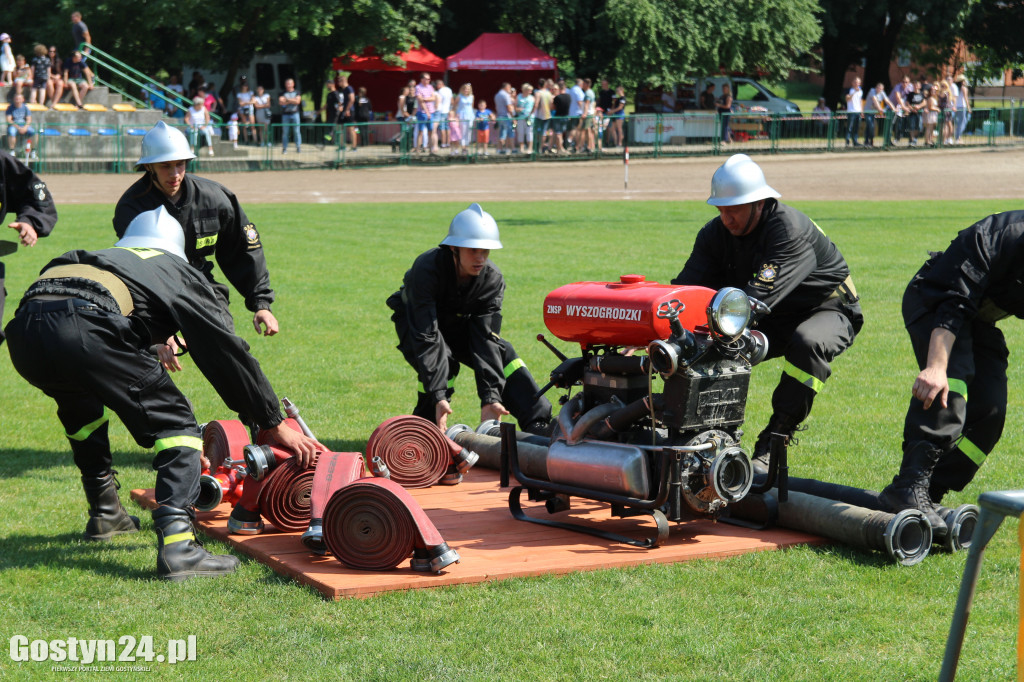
[182,54,299,115]
[636,76,800,114]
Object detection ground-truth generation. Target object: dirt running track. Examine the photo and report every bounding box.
[46,147,1024,205]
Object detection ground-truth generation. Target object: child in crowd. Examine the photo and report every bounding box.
[0,34,15,86]
[475,99,495,155]
[448,108,462,155]
[13,54,31,97]
[227,113,239,149]
[30,44,50,105]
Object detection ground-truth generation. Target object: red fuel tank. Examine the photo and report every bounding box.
[543,274,716,347]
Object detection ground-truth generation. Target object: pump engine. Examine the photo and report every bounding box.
[507,274,770,546]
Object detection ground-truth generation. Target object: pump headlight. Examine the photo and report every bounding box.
[707,287,751,342]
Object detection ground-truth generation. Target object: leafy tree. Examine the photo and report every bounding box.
[962,0,1024,83]
[817,0,964,110]
[10,0,440,112]
[495,0,616,79]
[601,0,821,88]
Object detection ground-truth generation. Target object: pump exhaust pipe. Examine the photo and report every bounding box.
[783,476,978,553]
[728,489,932,565]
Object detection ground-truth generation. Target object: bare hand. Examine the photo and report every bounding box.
[253,309,279,336]
[9,221,37,247]
[155,335,185,372]
[435,399,453,432]
[913,366,949,410]
[266,423,324,469]
[481,402,510,424]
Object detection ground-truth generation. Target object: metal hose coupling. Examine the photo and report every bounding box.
[937,504,980,553]
[411,543,460,573]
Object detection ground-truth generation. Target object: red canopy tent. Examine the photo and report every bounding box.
[332,47,446,119]
[445,33,557,109]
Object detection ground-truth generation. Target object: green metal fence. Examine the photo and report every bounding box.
[15,109,1024,173]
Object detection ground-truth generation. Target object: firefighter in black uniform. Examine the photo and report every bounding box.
[879,211,1024,535]
[387,203,552,435]
[4,207,322,581]
[0,149,57,342]
[673,154,863,463]
[112,121,276,370]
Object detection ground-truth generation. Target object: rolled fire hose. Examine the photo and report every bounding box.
[728,489,933,566]
[366,415,478,488]
[322,476,460,573]
[202,419,250,471]
[258,455,317,533]
[232,444,314,532]
[783,475,978,553]
[302,450,366,554]
[197,419,251,511]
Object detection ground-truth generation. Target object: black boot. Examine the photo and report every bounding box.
[879,442,948,536]
[751,416,801,474]
[153,506,240,582]
[81,471,141,541]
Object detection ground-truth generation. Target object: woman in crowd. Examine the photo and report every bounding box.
[47,47,64,106]
[252,84,271,146]
[456,83,475,155]
[921,84,938,147]
[236,80,255,144]
[606,85,626,148]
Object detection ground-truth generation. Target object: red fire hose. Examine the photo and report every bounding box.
[322,477,460,573]
[303,450,367,553]
[258,455,317,533]
[366,415,478,488]
[232,443,315,532]
[202,419,250,470]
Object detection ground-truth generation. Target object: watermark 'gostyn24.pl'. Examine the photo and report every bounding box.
[9,635,197,665]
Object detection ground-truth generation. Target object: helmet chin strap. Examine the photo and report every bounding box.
[739,200,763,236]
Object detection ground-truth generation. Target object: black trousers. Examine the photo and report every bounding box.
[393,317,551,429]
[902,288,1007,497]
[757,298,863,429]
[5,299,203,508]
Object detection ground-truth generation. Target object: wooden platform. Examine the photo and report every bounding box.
[130,469,824,600]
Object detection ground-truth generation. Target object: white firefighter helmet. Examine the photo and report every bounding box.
[707,154,781,207]
[115,206,187,260]
[135,120,195,169]
[440,203,503,250]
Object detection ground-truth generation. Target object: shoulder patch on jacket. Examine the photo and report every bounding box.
[755,262,779,284]
[243,223,261,250]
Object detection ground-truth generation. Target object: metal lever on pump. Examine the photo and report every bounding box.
[534,334,584,399]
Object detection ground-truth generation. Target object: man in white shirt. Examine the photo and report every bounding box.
[434,78,453,149]
[845,77,863,147]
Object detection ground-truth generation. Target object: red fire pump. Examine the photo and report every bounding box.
[497,274,773,547]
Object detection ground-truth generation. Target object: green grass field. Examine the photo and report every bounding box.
[1,199,1021,680]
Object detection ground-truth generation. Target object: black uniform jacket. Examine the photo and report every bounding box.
[20,246,283,430]
[906,210,1024,335]
[672,200,849,316]
[0,150,57,236]
[112,173,273,312]
[388,247,505,406]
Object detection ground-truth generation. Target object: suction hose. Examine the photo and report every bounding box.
[729,489,933,566]
[784,476,978,552]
